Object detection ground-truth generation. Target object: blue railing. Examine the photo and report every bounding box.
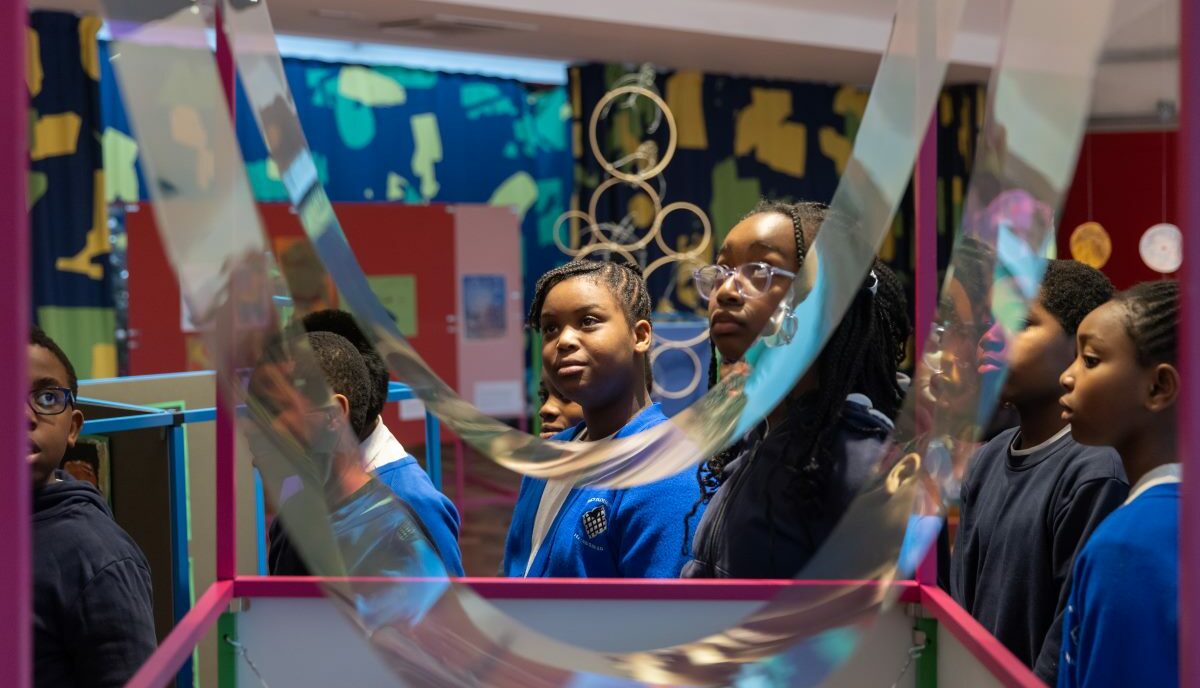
[76,382,442,688]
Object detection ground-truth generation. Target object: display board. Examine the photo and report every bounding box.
[125,202,525,445]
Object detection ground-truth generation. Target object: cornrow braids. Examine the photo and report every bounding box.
[528,258,655,389]
[1113,280,1179,367]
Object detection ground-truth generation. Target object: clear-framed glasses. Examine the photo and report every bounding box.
[28,387,74,416]
[692,262,797,302]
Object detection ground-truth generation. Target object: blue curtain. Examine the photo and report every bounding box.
[98,47,573,307]
[29,11,114,379]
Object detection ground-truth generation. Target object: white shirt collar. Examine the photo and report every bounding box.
[1009,424,1073,456]
[359,418,408,472]
[1124,462,1182,505]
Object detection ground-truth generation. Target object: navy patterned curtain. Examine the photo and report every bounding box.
[28,11,114,379]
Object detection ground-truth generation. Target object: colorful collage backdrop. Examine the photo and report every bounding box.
[30,9,982,377]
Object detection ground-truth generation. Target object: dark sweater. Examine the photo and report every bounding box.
[681,395,892,579]
[33,471,156,688]
[950,427,1128,684]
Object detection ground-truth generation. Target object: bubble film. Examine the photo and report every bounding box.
[99,0,1114,683]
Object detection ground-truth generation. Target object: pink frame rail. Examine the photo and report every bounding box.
[128,575,1044,687]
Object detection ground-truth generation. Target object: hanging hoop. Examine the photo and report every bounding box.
[650,341,704,400]
[587,176,664,252]
[589,85,677,184]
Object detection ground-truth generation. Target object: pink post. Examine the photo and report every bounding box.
[1179,0,1198,685]
[914,113,939,359]
[1,0,30,685]
[914,113,938,586]
[214,3,238,582]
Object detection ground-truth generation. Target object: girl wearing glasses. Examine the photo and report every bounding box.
[682,200,911,578]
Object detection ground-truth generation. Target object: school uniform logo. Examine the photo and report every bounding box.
[581,505,608,539]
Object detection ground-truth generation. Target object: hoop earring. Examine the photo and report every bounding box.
[762,303,799,348]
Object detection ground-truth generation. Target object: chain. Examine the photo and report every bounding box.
[889,626,928,688]
[224,635,271,688]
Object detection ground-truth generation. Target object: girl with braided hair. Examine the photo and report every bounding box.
[681,200,910,579]
[1056,280,1181,688]
[502,259,703,578]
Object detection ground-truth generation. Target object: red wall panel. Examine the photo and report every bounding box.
[1059,131,1180,289]
[125,202,459,446]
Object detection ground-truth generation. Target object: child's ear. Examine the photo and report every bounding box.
[332,393,352,426]
[67,408,84,448]
[1145,363,1180,413]
[633,319,653,354]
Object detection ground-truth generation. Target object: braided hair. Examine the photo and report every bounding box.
[694,201,910,506]
[1112,280,1179,367]
[528,259,655,390]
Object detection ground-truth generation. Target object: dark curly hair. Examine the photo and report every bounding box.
[303,309,388,440]
[30,325,78,396]
[1039,260,1115,337]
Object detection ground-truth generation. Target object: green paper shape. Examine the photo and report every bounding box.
[365,275,418,337]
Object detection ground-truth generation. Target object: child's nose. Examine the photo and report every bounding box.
[1060,365,1075,391]
[979,321,1006,351]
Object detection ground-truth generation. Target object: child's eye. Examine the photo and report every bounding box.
[581,315,601,327]
[542,323,559,336]
[1082,354,1100,369]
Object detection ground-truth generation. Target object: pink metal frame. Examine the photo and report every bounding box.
[5,2,1191,687]
[914,113,939,587]
[4,0,30,685]
[214,2,239,584]
[1179,0,1198,686]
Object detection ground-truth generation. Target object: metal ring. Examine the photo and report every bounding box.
[650,340,704,400]
[551,209,602,257]
[587,176,664,252]
[651,201,713,260]
[588,85,677,184]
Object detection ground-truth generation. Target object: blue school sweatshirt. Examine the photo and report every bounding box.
[502,403,703,578]
[1057,473,1179,688]
[362,422,464,576]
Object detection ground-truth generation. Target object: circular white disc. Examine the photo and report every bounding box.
[1139,223,1183,273]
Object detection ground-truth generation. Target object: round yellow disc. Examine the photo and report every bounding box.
[1069,221,1112,269]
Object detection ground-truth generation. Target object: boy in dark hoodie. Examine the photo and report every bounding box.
[951,261,1128,684]
[29,326,156,687]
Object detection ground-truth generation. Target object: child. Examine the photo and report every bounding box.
[537,374,583,439]
[502,260,702,578]
[682,200,910,579]
[951,260,1128,684]
[254,331,445,580]
[1056,281,1180,688]
[29,326,157,687]
[302,309,463,575]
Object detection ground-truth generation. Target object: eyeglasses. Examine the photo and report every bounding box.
[29,387,74,416]
[692,262,797,301]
